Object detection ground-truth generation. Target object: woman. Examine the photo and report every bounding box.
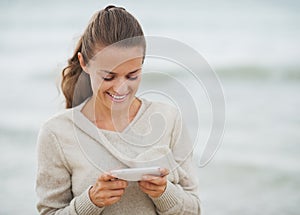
[36,5,200,215]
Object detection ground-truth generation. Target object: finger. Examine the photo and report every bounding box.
[139,181,157,191]
[99,172,117,182]
[159,168,169,177]
[139,180,166,195]
[110,188,125,197]
[109,180,128,190]
[150,177,166,186]
[138,183,163,198]
[139,181,155,192]
[138,183,153,193]
[105,196,121,206]
[141,175,166,186]
[99,180,128,190]
[141,176,162,185]
[97,188,125,198]
[141,167,168,181]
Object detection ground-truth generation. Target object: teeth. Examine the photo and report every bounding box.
[109,93,126,100]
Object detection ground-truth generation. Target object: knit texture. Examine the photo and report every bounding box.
[36,98,201,214]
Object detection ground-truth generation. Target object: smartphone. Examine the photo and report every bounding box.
[110,167,161,181]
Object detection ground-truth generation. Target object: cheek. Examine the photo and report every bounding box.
[129,78,142,90]
[89,75,107,94]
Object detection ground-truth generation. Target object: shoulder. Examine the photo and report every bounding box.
[39,108,74,135]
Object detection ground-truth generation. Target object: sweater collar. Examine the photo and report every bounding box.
[64,98,180,176]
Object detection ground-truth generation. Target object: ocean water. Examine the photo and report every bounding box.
[0,0,300,214]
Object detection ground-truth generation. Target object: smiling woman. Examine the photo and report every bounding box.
[80,48,144,131]
[35,5,200,215]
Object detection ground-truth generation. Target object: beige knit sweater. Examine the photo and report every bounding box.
[36,98,201,215]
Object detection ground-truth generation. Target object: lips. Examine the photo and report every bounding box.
[106,92,129,102]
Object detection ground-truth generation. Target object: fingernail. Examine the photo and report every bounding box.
[142,175,148,180]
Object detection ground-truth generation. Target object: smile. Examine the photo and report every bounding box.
[106,92,129,102]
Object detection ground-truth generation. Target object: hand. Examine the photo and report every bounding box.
[89,172,128,207]
[138,168,169,198]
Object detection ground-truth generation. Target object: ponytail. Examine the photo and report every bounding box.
[61,38,92,108]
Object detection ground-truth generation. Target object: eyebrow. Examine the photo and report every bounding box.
[99,68,142,75]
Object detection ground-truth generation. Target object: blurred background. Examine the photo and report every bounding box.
[1,0,300,214]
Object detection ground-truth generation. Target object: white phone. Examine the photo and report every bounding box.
[110,167,161,181]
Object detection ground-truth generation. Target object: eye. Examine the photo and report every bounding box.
[127,75,139,80]
[126,69,141,80]
[102,75,115,81]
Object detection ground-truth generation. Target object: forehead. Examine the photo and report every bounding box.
[87,46,144,72]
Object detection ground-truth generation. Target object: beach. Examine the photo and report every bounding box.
[1,0,300,214]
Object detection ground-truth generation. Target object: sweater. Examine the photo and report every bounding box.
[35,98,201,215]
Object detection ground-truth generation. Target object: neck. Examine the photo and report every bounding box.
[84,96,141,131]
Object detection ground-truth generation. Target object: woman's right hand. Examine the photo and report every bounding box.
[89,173,128,208]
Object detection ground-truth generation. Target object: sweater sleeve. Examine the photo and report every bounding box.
[35,125,105,215]
[150,112,201,215]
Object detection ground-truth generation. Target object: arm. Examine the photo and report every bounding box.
[151,113,201,215]
[35,126,105,215]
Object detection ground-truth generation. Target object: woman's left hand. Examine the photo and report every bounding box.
[138,168,169,198]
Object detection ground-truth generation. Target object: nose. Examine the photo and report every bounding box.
[112,78,129,95]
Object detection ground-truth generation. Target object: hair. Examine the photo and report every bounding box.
[61,5,145,108]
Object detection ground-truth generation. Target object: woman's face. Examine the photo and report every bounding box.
[83,46,144,111]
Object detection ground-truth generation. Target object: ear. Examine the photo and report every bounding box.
[78,52,88,73]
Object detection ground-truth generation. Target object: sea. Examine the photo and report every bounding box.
[0,0,299,214]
